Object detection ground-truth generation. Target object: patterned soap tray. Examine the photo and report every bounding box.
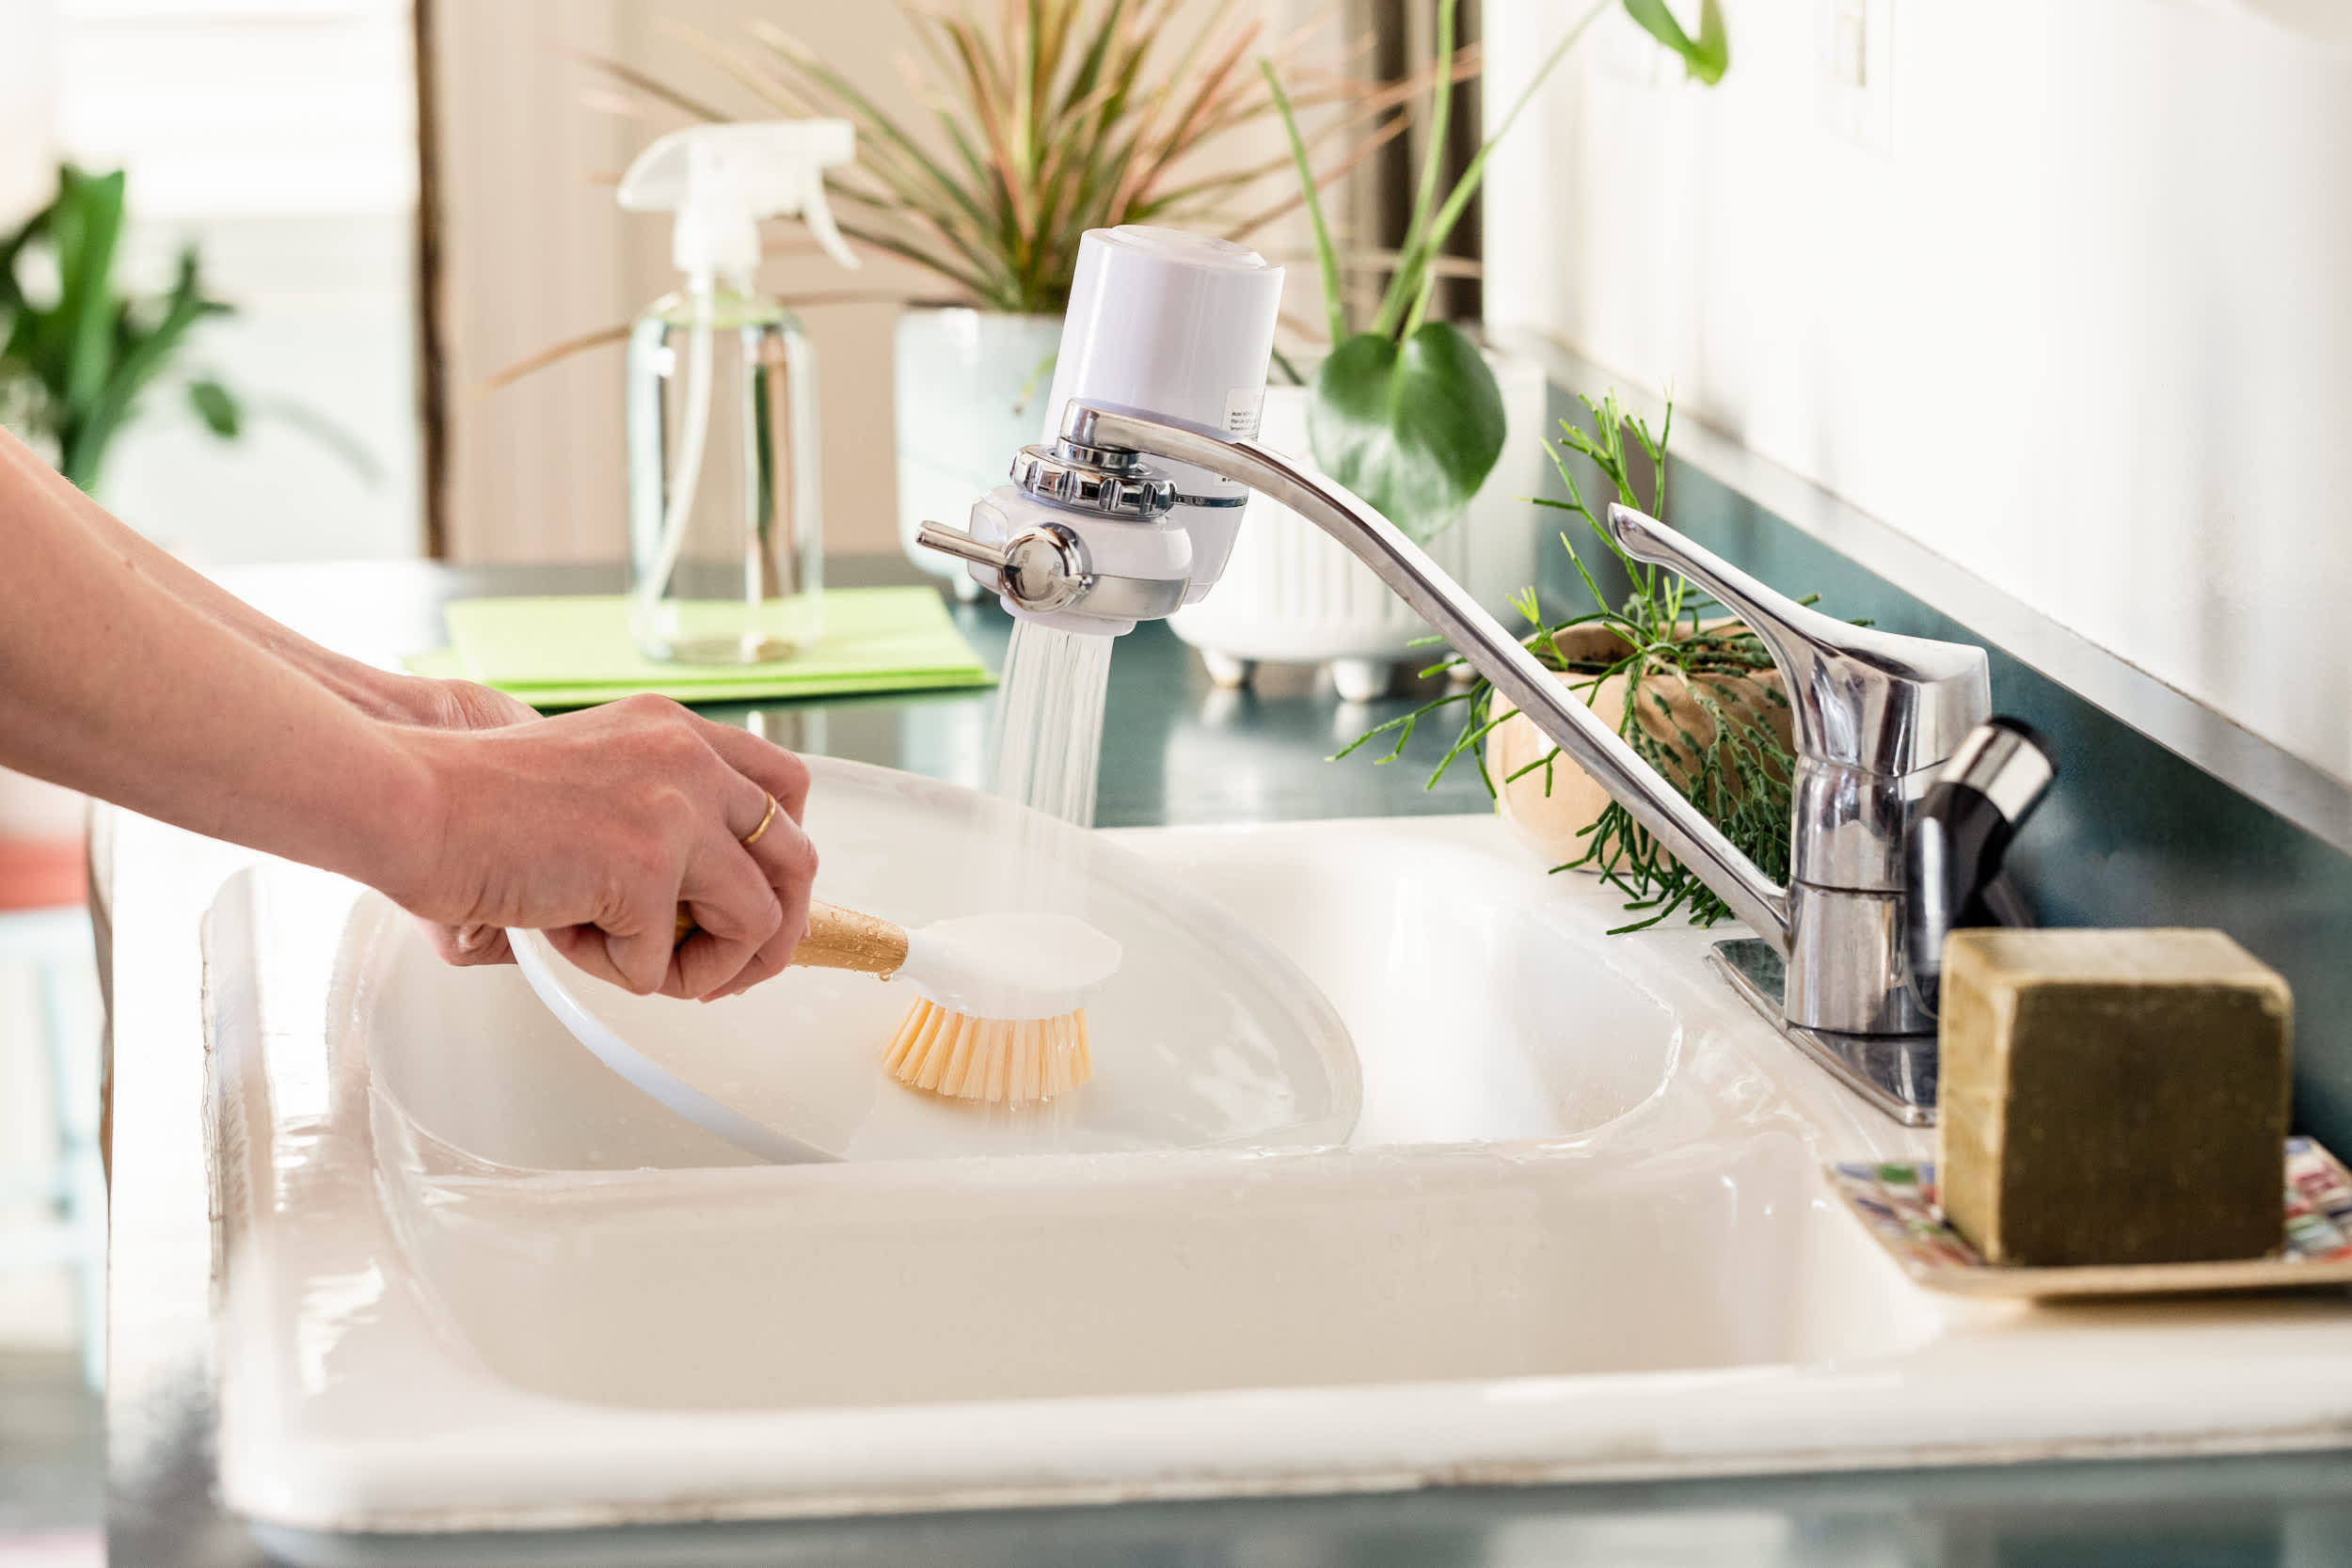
[1825,1136,2352,1298]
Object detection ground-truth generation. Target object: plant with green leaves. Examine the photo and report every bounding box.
[1263,0,1726,544]
[0,166,243,494]
[588,0,1406,316]
[1339,388,1803,932]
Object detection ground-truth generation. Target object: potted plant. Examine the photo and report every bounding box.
[0,165,243,494]
[1171,0,1728,697]
[684,1,1396,596]
[1342,388,1801,933]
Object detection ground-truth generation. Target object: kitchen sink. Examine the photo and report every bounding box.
[204,802,2352,1543]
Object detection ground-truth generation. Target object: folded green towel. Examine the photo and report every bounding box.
[409,588,993,710]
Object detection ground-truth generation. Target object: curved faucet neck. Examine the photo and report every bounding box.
[1057,402,1795,954]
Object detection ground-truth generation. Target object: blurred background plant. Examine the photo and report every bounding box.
[0,165,241,495]
[1,164,378,501]
[586,0,1419,314]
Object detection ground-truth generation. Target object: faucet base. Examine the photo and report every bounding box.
[1708,940,1938,1126]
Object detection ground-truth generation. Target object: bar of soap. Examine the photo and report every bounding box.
[1937,928,2291,1267]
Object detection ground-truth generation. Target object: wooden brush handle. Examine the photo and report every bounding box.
[674,899,909,977]
[791,901,910,976]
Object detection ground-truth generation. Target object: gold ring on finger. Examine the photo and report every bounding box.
[740,792,780,848]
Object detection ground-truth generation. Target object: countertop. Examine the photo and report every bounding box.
[107,560,2352,1566]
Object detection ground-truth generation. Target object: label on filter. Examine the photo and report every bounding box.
[1223,387,1264,439]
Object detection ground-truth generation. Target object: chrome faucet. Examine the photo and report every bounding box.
[922,401,2007,1124]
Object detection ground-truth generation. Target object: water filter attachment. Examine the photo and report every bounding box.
[616,120,860,288]
[916,226,1281,634]
[1041,227,1283,601]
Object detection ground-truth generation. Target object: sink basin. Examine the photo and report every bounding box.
[204,806,2352,1543]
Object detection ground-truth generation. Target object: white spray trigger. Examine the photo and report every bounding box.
[617,119,860,282]
[794,166,858,272]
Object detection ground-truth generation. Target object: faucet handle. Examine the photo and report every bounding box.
[1606,505,1990,777]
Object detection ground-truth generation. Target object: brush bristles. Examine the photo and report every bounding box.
[882,1000,1092,1103]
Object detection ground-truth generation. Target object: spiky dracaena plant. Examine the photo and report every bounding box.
[587,0,1420,315]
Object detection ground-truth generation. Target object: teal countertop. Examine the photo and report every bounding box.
[111,559,2352,1567]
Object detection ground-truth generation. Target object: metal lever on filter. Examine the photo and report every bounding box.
[916,518,1091,615]
[918,515,1193,626]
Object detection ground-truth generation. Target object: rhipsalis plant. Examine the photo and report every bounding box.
[1262,0,1726,544]
[1337,390,1803,933]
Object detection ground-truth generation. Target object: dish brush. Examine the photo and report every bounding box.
[680,901,1121,1104]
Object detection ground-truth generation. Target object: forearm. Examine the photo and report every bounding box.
[0,433,437,895]
[10,435,435,721]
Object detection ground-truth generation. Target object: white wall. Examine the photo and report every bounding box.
[51,0,421,562]
[1484,0,2352,784]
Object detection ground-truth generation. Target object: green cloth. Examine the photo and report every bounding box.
[409,588,993,709]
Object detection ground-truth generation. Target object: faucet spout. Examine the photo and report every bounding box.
[1059,403,1795,953]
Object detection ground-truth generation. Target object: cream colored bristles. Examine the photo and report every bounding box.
[882,999,1093,1103]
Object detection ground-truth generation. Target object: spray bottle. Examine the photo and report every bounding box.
[618,121,857,663]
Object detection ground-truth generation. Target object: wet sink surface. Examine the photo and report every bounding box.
[203,812,2352,1540]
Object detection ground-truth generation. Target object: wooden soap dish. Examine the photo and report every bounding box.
[1825,1136,2352,1299]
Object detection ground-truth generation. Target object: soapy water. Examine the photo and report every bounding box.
[990,617,1116,828]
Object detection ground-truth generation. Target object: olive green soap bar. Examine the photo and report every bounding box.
[1937,928,2291,1267]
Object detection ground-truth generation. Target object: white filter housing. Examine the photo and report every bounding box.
[1041,228,1284,599]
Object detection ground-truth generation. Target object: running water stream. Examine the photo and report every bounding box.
[990,617,1117,827]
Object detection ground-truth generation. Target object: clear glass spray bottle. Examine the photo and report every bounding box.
[616,122,858,663]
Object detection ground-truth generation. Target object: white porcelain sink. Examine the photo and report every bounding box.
[203,806,2352,1542]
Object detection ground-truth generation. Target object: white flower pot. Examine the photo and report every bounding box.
[1168,351,1549,701]
[893,308,1065,599]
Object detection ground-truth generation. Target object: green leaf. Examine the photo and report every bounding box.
[186,377,240,438]
[1309,321,1505,546]
[1621,0,1728,85]
[52,166,125,420]
[60,247,224,491]
[1260,59,1343,347]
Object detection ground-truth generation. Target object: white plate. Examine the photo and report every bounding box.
[511,755,1360,1162]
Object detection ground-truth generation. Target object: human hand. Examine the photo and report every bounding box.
[401,674,540,734]
[374,674,542,965]
[388,693,818,999]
